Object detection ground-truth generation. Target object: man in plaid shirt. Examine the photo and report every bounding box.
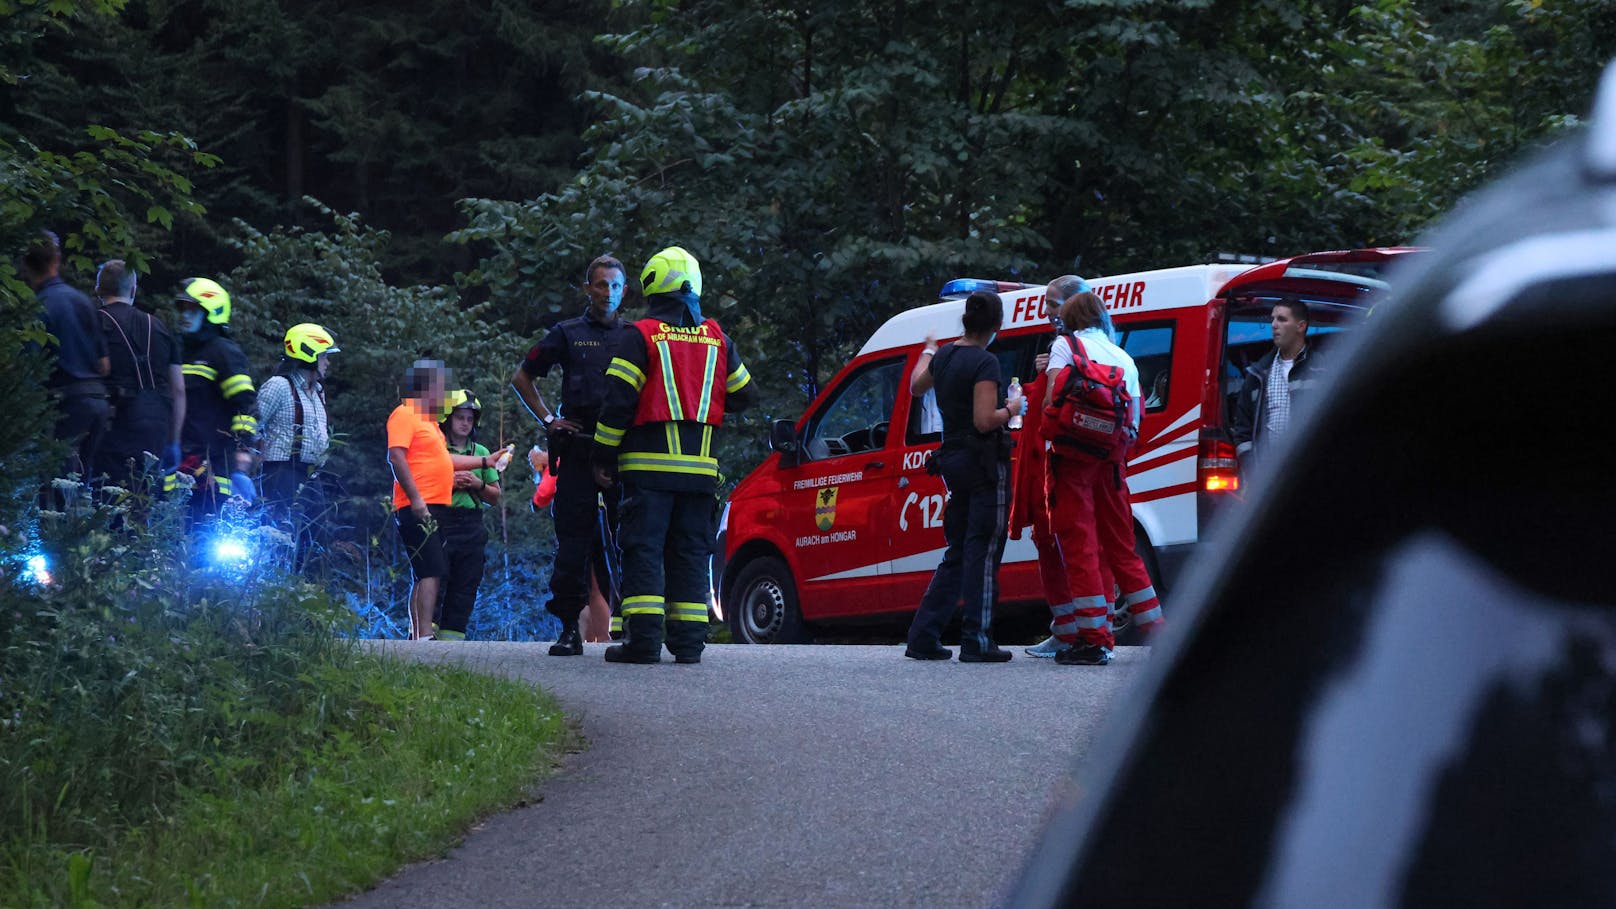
[1232,300,1320,471]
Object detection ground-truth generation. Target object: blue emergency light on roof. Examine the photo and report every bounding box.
[939,279,1030,300]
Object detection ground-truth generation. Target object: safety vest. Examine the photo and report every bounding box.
[630,318,728,427]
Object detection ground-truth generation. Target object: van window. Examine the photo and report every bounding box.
[1221,300,1363,422]
[803,358,903,460]
[905,336,1039,445]
[1116,323,1175,413]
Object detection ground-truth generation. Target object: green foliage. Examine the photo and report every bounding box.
[0,496,566,907]
[221,201,560,638]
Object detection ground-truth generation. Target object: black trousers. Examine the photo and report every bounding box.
[437,507,488,635]
[262,458,313,570]
[51,390,109,486]
[907,450,1010,654]
[547,430,619,623]
[617,479,713,659]
[96,390,167,491]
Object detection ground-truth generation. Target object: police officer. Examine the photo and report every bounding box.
[591,246,755,664]
[22,231,109,490]
[511,255,632,656]
[92,260,185,495]
[174,277,258,519]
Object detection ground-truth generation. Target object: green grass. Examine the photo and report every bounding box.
[1,499,569,908]
[3,652,568,908]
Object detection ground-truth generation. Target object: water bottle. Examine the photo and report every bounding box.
[1007,376,1023,430]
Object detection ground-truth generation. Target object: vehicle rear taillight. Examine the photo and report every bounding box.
[1198,438,1240,494]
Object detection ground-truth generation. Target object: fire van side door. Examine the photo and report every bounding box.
[784,355,905,620]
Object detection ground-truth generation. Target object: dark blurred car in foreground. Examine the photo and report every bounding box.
[1008,65,1616,908]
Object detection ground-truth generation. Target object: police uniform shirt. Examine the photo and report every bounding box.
[519,308,630,429]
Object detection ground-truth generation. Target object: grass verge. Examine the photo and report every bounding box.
[3,649,567,908]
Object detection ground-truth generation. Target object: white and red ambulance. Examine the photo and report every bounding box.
[718,248,1422,643]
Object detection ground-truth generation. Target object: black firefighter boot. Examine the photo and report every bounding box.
[604,613,663,664]
[547,597,586,656]
[665,616,707,665]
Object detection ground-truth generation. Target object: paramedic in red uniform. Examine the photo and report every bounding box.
[904,291,1026,663]
[591,247,755,664]
[1011,279,1080,658]
[1043,288,1164,665]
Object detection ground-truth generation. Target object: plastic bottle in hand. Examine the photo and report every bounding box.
[492,443,516,472]
[1007,376,1024,430]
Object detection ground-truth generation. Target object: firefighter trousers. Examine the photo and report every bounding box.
[616,479,712,660]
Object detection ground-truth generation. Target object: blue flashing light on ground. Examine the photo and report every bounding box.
[210,534,252,569]
[24,552,51,586]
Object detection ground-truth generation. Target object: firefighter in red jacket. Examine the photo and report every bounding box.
[591,247,756,664]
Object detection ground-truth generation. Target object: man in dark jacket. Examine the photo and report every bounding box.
[23,231,109,490]
[591,246,755,664]
[1231,299,1324,472]
[511,254,633,655]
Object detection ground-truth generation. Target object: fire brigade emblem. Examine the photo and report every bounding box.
[814,486,838,531]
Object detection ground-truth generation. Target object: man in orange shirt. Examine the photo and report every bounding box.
[388,360,455,640]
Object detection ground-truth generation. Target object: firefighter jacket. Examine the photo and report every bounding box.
[592,291,755,493]
[180,326,258,455]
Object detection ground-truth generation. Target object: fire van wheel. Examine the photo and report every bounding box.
[730,557,807,645]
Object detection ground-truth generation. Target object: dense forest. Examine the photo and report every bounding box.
[4,0,1613,629]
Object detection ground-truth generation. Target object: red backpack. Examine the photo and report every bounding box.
[1040,335,1133,462]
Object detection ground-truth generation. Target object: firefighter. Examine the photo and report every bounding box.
[92,259,185,496]
[511,255,632,656]
[591,246,755,664]
[434,390,500,640]
[174,277,257,519]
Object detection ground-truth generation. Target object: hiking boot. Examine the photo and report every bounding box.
[959,646,1013,663]
[1055,643,1114,666]
[904,645,953,661]
[1024,636,1065,658]
[673,653,702,665]
[603,644,661,664]
[548,623,584,656]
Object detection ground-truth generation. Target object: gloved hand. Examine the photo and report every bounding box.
[230,471,256,505]
[160,442,182,474]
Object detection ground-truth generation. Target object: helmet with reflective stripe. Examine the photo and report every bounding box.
[175,277,232,325]
[640,246,702,297]
[439,389,481,425]
[283,322,340,363]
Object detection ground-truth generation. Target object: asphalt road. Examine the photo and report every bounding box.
[336,641,1147,909]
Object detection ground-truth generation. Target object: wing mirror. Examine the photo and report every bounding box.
[769,419,798,454]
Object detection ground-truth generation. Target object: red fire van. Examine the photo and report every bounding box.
[719,249,1421,643]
